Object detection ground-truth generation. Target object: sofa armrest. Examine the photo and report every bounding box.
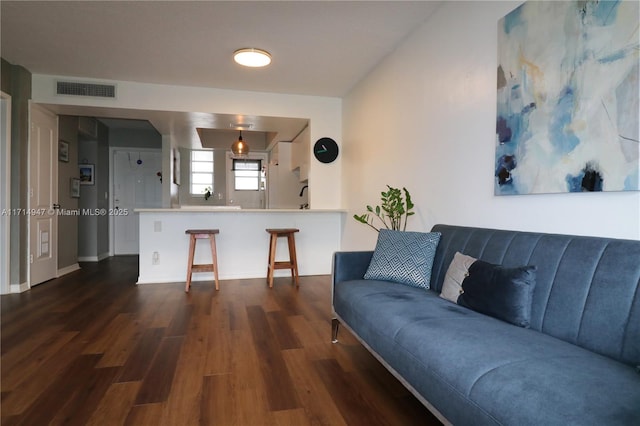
[332,251,374,286]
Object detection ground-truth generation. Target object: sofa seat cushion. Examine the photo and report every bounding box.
[333,280,640,426]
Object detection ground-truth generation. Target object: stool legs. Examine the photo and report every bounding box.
[185,233,220,293]
[209,234,220,291]
[185,234,197,292]
[267,233,278,288]
[266,229,299,288]
[287,233,299,287]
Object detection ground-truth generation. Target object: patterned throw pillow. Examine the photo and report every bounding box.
[364,229,441,289]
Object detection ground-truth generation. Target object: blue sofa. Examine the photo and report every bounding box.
[332,224,640,425]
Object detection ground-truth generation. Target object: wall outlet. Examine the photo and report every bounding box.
[152,251,160,265]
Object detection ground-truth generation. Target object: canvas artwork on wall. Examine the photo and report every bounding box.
[495,0,639,195]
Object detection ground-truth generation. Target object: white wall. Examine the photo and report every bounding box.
[342,1,640,250]
[31,75,342,209]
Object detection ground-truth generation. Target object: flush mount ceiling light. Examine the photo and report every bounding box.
[233,48,272,67]
[230,122,254,129]
[231,131,250,156]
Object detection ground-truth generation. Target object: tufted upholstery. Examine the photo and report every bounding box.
[332,224,640,424]
[430,224,640,366]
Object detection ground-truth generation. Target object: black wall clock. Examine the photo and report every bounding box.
[313,137,339,163]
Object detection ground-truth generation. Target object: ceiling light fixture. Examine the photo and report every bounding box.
[233,48,272,67]
[231,131,250,156]
[230,122,254,129]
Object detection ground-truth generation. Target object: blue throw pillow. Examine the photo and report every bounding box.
[364,229,441,289]
[457,260,537,328]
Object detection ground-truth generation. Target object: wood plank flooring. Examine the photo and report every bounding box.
[1,256,441,426]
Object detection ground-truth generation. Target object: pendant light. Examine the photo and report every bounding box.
[231,131,249,156]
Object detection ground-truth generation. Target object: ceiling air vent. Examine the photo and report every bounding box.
[56,81,116,98]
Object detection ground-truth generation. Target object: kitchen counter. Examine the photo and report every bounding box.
[137,207,346,213]
[135,208,346,284]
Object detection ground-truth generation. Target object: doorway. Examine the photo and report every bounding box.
[1,92,11,294]
[111,149,162,254]
[29,104,59,286]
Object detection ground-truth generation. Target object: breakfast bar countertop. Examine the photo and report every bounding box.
[135,208,346,285]
[135,207,347,213]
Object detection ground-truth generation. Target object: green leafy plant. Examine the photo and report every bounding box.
[354,185,415,232]
[204,186,212,201]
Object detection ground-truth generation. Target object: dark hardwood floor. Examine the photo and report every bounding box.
[1,256,441,426]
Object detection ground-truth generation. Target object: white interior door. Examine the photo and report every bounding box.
[29,105,58,286]
[1,92,11,294]
[113,149,162,254]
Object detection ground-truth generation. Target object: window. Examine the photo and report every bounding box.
[233,159,264,191]
[190,150,214,195]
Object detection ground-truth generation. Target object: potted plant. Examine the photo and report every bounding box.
[354,185,415,232]
[204,186,213,201]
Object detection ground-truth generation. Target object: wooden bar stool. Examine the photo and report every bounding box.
[185,229,220,292]
[266,228,299,288]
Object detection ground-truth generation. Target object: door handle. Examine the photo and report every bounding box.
[52,203,61,209]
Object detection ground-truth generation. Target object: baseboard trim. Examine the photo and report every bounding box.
[57,263,80,277]
[98,252,110,261]
[10,282,29,293]
[78,253,111,263]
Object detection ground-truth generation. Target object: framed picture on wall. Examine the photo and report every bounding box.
[58,140,69,162]
[70,178,80,198]
[79,164,94,185]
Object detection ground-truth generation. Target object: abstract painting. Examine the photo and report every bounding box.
[496,0,639,195]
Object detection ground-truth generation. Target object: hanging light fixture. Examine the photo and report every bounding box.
[231,131,250,156]
[233,48,272,67]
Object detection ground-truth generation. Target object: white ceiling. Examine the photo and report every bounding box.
[1,0,441,147]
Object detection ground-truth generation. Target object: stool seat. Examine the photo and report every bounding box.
[266,228,299,234]
[185,229,220,236]
[266,228,299,288]
[185,228,220,292]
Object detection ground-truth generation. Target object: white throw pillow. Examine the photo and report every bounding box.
[440,251,477,303]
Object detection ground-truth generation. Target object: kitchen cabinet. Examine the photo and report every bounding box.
[290,126,309,182]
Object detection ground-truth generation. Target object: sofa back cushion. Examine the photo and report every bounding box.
[430,224,640,366]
